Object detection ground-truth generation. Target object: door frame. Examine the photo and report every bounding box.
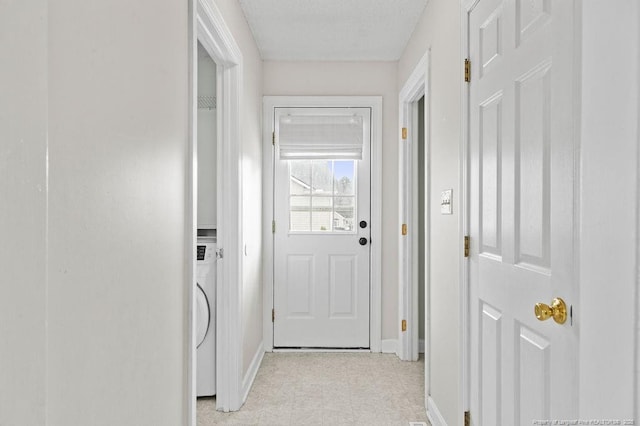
[262,96,383,352]
[460,0,476,420]
[398,50,430,366]
[188,0,244,420]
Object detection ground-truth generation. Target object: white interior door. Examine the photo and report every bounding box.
[273,107,371,348]
[468,0,577,424]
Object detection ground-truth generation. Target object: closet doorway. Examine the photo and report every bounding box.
[189,0,244,422]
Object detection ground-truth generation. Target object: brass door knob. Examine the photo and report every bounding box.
[534,297,567,324]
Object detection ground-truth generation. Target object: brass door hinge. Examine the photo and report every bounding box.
[272,308,275,322]
[464,411,470,426]
[464,236,470,257]
[272,220,275,234]
[402,127,408,140]
[464,59,471,83]
[272,131,275,145]
[402,224,407,236]
[401,319,407,332]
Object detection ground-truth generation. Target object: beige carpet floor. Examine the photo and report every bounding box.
[197,352,430,426]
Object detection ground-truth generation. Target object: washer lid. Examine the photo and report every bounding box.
[196,283,210,348]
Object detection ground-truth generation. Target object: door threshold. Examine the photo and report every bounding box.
[273,347,370,353]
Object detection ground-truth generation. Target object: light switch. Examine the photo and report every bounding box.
[441,189,452,214]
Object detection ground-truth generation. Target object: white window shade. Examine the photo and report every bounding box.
[277,114,364,160]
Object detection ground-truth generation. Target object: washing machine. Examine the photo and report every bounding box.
[196,237,216,397]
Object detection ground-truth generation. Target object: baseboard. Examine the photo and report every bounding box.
[241,343,265,404]
[381,339,397,354]
[427,396,448,426]
[419,339,425,354]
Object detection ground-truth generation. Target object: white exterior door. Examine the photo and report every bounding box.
[468,0,577,424]
[273,107,371,348]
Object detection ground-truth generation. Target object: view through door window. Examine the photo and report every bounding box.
[289,160,356,232]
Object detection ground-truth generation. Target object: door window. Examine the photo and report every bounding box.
[288,160,356,233]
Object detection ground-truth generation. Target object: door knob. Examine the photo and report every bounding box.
[534,297,567,324]
[359,237,368,246]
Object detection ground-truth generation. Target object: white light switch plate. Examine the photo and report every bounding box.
[441,189,452,214]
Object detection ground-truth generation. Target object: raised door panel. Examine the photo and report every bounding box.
[479,303,503,425]
[285,255,315,318]
[515,325,550,425]
[329,255,357,319]
[480,93,503,258]
[515,62,552,270]
[515,0,551,46]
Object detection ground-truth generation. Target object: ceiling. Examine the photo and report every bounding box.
[237,0,428,61]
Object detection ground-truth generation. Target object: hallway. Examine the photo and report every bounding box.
[197,353,429,425]
[3,1,638,424]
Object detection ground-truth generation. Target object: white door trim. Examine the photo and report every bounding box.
[187,4,197,423]
[262,96,382,353]
[460,0,476,418]
[398,50,430,366]
[189,0,244,419]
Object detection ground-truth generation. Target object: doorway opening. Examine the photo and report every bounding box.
[417,96,426,357]
[262,96,383,353]
[189,0,244,422]
[272,108,372,349]
[398,51,429,362]
[194,39,218,408]
[398,50,430,414]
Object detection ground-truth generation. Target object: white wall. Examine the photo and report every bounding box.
[398,0,462,424]
[2,1,190,424]
[579,0,639,419]
[0,1,48,425]
[213,0,265,378]
[263,61,399,342]
[197,43,217,229]
[46,1,190,424]
[1,1,265,422]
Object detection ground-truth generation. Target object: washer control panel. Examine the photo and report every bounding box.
[196,243,216,262]
[197,245,206,261]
